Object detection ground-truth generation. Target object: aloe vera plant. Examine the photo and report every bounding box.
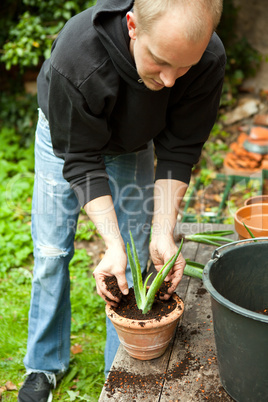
[177,230,234,247]
[127,231,183,314]
[184,259,205,279]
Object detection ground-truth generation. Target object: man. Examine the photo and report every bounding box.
[18,0,225,400]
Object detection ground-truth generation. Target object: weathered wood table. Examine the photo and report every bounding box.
[99,223,237,401]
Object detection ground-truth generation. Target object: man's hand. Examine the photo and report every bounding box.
[150,179,187,297]
[84,195,129,306]
[93,243,128,306]
[150,233,186,299]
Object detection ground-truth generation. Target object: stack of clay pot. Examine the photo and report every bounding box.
[224,116,268,176]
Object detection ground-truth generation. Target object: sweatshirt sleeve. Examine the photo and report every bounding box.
[46,65,116,207]
[154,37,226,185]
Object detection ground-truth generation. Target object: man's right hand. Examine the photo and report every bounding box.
[93,243,128,306]
[84,195,129,306]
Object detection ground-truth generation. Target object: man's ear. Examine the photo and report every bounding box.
[126,12,137,40]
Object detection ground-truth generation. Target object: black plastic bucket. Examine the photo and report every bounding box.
[203,239,268,402]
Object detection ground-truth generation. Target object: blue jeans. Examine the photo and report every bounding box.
[23,109,154,380]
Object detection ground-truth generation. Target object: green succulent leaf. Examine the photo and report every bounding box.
[127,231,183,314]
[242,222,257,242]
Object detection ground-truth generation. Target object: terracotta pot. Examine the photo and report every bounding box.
[234,203,268,239]
[223,156,262,177]
[106,293,184,360]
[244,194,268,206]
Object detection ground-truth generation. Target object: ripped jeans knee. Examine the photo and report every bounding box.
[32,243,73,296]
[36,244,69,258]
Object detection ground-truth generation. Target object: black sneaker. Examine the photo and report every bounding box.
[18,373,53,402]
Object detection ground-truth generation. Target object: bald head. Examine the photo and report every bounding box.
[133,0,223,41]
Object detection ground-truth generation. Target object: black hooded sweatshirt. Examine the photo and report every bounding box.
[37,0,226,207]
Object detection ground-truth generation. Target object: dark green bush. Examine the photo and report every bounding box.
[0,92,38,145]
[217,0,262,104]
[0,1,96,141]
[0,1,96,70]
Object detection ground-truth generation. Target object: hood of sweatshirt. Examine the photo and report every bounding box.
[92,0,147,89]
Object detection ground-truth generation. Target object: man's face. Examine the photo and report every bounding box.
[127,11,212,91]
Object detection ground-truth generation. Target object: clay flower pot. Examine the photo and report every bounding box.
[234,203,268,239]
[106,293,184,360]
[244,194,268,206]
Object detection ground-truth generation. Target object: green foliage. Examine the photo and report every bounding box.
[202,141,229,169]
[223,38,262,99]
[0,0,96,71]
[0,268,32,395]
[217,0,262,103]
[75,219,99,242]
[1,12,58,70]
[201,123,230,170]
[0,126,34,275]
[210,123,230,139]
[0,249,106,401]
[199,169,217,186]
[66,391,93,401]
[225,179,261,216]
[0,92,38,144]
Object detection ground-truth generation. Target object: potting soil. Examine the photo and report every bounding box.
[104,276,178,321]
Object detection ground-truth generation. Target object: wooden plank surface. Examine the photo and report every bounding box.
[99,238,199,402]
[99,224,237,402]
[160,232,236,401]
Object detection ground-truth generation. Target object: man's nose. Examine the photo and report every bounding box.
[160,67,190,87]
[159,69,176,88]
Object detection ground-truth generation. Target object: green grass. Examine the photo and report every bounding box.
[0,250,106,401]
[0,126,106,401]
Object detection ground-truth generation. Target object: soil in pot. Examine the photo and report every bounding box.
[104,276,177,321]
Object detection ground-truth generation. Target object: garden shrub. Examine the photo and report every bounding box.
[0,0,97,70]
